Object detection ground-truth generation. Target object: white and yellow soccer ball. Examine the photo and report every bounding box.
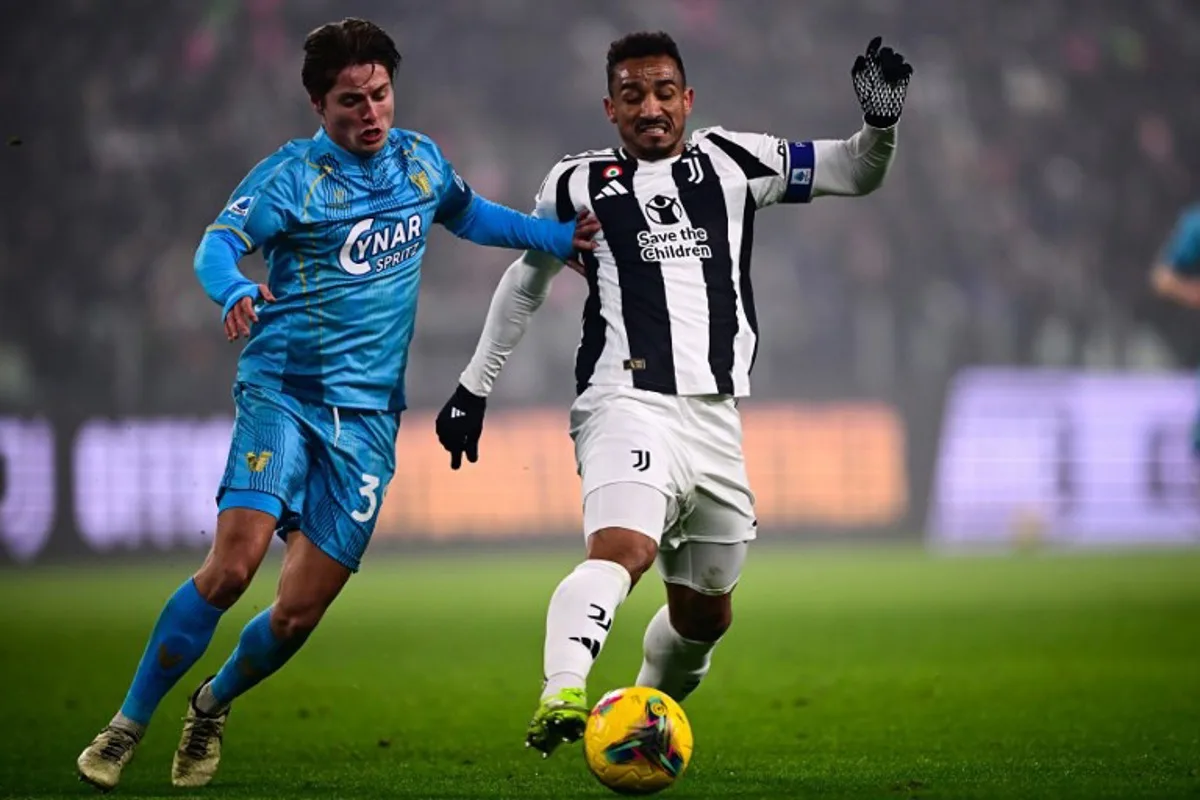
[583,687,693,795]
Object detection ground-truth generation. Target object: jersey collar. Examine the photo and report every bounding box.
[313,127,392,167]
[615,140,696,165]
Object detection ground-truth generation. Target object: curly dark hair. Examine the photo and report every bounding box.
[606,31,686,94]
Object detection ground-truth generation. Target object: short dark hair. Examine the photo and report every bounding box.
[605,31,686,94]
[302,18,401,101]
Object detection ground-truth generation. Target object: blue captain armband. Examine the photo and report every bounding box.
[781,141,815,204]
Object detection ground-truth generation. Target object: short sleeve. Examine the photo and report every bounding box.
[694,127,814,208]
[533,158,580,222]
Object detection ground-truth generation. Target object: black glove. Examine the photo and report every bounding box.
[436,384,487,470]
[851,36,913,128]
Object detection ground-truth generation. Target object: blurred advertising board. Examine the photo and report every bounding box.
[928,369,1200,548]
[0,419,55,562]
[0,401,906,564]
[375,402,907,539]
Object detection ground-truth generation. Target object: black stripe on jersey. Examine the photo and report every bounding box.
[737,192,760,370]
[575,247,606,394]
[705,133,780,181]
[554,165,577,222]
[674,149,737,395]
[586,159,678,394]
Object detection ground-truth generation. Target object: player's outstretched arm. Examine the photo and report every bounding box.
[810,36,912,198]
[440,193,598,263]
[809,126,896,198]
[435,247,565,469]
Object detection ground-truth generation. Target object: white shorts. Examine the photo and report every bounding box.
[571,384,758,553]
[581,483,748,593]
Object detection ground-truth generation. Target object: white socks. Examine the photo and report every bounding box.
[109,712,145,739]
[541,560,632,700]
[194,679,226,716]
[635,604,719,703]
[540,563,722,704]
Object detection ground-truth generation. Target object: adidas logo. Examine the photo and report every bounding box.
[569,636,600,659]
[593,181,629,200]
[450,407,466,419]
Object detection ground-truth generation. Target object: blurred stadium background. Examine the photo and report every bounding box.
[4,0,1200,560]
[2,2,1200,797]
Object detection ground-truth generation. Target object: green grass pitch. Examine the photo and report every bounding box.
[1,544,1198,799]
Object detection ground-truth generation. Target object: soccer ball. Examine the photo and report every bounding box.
[583,687,693,795]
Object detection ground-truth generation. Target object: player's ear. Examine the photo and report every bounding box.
[682,87,694,116]
[603,96,618,125]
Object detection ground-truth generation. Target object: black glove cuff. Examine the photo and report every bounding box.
[452,383,487,411]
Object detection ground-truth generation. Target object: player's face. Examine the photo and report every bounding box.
[604,56,693,160]
[314,62,394,156]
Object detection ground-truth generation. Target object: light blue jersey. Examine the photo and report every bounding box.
[194,126,578,569]
[196,127,575,412]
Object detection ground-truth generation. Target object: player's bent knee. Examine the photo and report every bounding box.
[194,507,278,606]
[668,586,733,643]
[193,555,257,608]
[268,603,323,642]
[691,602,733,642]
[678,605,732,643]
[271,570,342,641]
[587,527,659,584]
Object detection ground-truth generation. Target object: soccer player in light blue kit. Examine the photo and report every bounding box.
[1151,201,1200,451]
[76,18,599,791]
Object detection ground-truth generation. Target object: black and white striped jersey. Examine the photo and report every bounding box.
[534,127,817,398]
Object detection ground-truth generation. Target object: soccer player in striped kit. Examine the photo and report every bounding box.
[435,31,913,754]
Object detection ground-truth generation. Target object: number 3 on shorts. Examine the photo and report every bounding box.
[351,473,381,523]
